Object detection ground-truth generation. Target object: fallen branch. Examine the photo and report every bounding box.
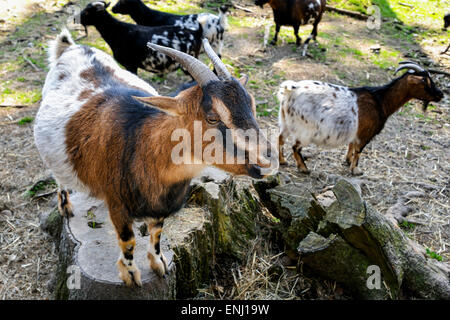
[0,105,28,108]
[428,68,450,77]
[441,43,450,54]
[23,55,41,71]
[231,2,255,14]
[398,2,414,9]
[325,5,369,20]
[0,120,21,125]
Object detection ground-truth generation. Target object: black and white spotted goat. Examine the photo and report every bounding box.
[79,1,203,74]
[112,0,229,57]
[277,62,444,175]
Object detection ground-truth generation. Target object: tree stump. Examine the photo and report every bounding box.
[48,192,176,300]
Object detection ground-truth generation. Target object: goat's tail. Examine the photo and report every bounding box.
[218,5,229,30]
[48,28,75,64]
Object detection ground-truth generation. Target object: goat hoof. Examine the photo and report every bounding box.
[118,260,142,287]
[299,168,310,175]
[351,168,363,176]
[149,252,169,278]
[279,160,288,166]
[270,40,277,46]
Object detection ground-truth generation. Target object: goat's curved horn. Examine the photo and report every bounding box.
[147,42,218,86]
[202,38,231,80]
[394,63,425,75]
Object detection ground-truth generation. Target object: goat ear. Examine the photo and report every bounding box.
[133,96,184,116]
[239,75,249,87]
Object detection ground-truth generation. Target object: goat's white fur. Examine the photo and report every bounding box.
[35,29,158,193]
[278,80,359,148]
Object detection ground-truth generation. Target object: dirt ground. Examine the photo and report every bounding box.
[0,0,449,299]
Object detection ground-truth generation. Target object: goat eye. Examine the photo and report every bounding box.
[206,116,220,125]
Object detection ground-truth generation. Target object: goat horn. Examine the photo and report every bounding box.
[202,38,231,80]
[147,42,218,86]
[394,63,425,75]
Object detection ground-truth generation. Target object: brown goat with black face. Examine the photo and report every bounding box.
[34,30,278,286]
[277,62,444,175]
[255,0,326,55]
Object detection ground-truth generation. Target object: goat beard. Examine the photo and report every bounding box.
[422,100,430,112]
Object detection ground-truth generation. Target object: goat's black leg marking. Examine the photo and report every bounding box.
[57,189,74,218]
[270,24,280,45]
[110,209,142,287]
[147,218,168,277]
[292,142,310,174]
[293,24,301,46]
[311,18,320,41]
[302,18,321,56]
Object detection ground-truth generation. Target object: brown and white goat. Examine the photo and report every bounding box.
[255,0,326,56]
[34,29,278,286]
[277,62,444,175]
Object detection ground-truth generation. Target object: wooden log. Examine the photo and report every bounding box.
[255,178,450,299]
[325,5,369,20]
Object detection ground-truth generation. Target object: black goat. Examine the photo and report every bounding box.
[79,1,202,74]
[112,0,229,57]
[255,0,326,56]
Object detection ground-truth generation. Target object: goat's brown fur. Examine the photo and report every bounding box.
[257,0,326,46]
[346,73,443,174]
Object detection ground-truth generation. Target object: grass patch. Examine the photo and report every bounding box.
[400,221,415,230]
[26,178,57,198]
[17,116,34,125]
[144,0,204,15]
[0,87,42,105]
[370,48,401,69]
[426,248,443,262]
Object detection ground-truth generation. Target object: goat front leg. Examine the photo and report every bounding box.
[292,141,310,174]
[302,18,320,56]
[270,24,280,45]
[57,189,74,218]
[110,208,142,286]
[278,132,287,165]
[147,218,168,277]
[345,143,354,166]
[293,24,301,46]
[349,147,363,176]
